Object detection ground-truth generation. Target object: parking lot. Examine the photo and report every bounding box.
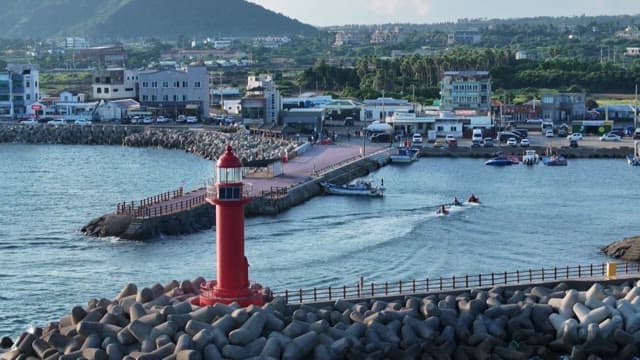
[456,132,637,150]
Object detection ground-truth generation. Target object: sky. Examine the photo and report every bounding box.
[248,0,640,27]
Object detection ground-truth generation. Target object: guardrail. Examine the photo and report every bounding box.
[116,187,184,215]
[277,262,639,304]
[311,148,392,177]
[129,193,207,219]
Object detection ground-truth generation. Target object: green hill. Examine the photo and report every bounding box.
[0,0,318,39]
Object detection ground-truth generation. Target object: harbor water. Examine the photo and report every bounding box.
[1,143,640,337]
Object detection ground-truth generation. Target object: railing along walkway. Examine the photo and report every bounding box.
[277,262,639,304]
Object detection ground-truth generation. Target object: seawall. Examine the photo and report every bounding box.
[82,155,387,240]
[419,144,635,159]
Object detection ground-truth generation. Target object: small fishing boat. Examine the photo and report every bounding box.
[390,147,418,163]
[320,179,385,197]
[522,149,539,165]
[542,154,567,166]
[485,156,516,166]
[626,154,640,166]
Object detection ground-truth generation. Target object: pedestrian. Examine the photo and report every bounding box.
[347,131,351,141]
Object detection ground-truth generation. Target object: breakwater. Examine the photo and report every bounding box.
[81,156,386,240]
[0,123,140,145]
[3,271,640,359]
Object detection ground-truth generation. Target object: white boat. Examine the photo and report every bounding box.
[522,149,539,165]
[320,179,385,197]
[390,147,418,163]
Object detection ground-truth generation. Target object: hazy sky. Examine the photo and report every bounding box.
[249,0,639,27]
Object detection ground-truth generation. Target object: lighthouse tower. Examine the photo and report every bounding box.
[197,145,264,307]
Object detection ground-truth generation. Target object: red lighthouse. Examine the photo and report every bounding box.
[196,145,265,307]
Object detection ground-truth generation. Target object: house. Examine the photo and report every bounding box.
[95,99,140,122]
[447,29,481,45]
[138,65,210,118]
[92,68,138,100]
[281,108,325,137]
[440,71,491,114]
[0,64,40,119]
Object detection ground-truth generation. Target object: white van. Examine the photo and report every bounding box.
[472,129,483,142]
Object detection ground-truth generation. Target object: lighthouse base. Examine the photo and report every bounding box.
[192,280,267,307]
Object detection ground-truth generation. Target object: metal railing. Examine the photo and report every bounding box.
[116,187,184,215]
[129,193,208,219]
[277,262,639,304]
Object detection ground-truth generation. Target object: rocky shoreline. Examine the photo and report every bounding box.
[601,236,640,262]
[3,277,640,359]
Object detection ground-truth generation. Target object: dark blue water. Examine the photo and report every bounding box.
[1,143,640,338]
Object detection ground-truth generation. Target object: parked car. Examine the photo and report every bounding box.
[186,116,198,123]
[74,120,92,126]
[130,116,141,124]
[142,117,154,124]
[176,115,187,123]
[47,119,65,125]
[433,138,446,148]
[634,129,640,140]
[610,127,625,137]
[519,138,530,147]
[411,133,423,144]
[20,119,38,125]
[600,133,622,141]
[483,138,494,147]
[545,129,554,137]
[445,134,456,143]
[567,133,583,141]
[507,137,518,147]
[156,116,169,123]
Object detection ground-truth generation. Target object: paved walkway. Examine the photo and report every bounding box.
[121,138,390,217]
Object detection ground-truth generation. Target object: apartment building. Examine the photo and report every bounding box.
[0,64,40,119]
[92,68,138,100]
[440,71,491,114]
[241,74,281,126]
[138,65,209,118]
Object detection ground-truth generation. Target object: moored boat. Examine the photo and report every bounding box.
[626,154,640,166]
[320,179,385,197]
[390,147,418,163]
[522,149,539,165]
[542,154,567,166]
[485,156,515,166]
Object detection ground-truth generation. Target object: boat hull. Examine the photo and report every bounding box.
[627,154,640,166]
[542,156,567,166]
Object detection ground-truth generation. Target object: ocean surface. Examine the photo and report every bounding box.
[1,143,640,338]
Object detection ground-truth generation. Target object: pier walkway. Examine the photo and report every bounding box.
[115,140,391,219]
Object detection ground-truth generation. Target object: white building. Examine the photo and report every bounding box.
[0,64,40,118]
[361,97,415,123]
[440,71,491,113]
[95,99,140,122]
[92,68,138,100]
[241,74,282,126]
[138,65,210,118]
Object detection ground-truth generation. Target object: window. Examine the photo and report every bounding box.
[104,88,109,93]
[182,81,188,88]
[174,81,180,88]
[26,94,30,100]
[97,88,102,94]
[142,95,148,101]
[194,81,201,88]
[26,81,30,87]
[182,95,187,101]
[152,81,158,88]
[151,95,157,101]
[437,126,444,131]
[163,95,169,101]
[142,82,148,88]
[95,77,100,83]
[173,95,178,101]
[125,88,134,92]
[113,88,119,92]
[451,126,457,132]
[162,81,169,88]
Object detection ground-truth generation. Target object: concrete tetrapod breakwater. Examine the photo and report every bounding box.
[3,277,640,359]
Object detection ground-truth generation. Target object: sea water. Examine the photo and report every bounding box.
[1,143,640,337]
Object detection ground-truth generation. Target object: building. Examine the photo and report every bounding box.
[440,71,491,114]
[241,74,281,126]
[64,37,88,49]
[95,99,140,122]
[281,108,325,137]
[321,99,361,124]
[138,65,210,119]
[75,46,127,65]
[447,29,481,45]
[626,47,640,57]
[92,68,138,100]
[210,88,241,106]
[540,93,586,124]
[0,64,40,119]
[361,97,415,123]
